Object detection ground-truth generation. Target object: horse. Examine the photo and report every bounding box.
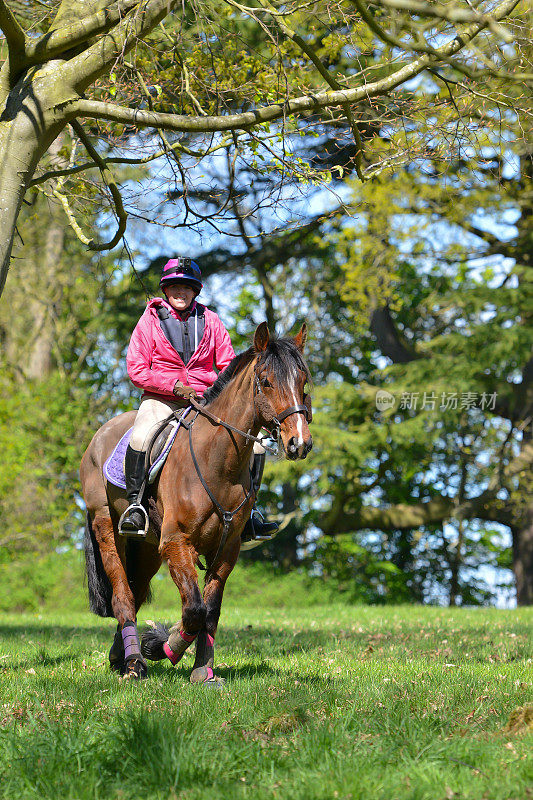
[80,322,312,682]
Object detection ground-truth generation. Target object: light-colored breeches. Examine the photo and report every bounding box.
[130,397,182,451]
[130,396,265,456]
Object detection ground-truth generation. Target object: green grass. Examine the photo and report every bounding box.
[0,604,531,800]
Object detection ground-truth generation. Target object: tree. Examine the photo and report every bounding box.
[0,133,132,555]
[0,0,528,297]
[300,144,532,604]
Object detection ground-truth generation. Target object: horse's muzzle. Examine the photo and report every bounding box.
[286,435,313,460]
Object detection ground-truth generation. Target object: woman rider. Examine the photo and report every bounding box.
[119,257,278,546]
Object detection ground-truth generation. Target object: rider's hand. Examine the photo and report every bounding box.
[173,380,199,401]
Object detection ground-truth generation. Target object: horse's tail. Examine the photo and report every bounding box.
[84,511,113,617]
[141,623,170,660]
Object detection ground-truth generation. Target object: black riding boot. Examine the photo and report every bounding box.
[119,445,148,536]
[241,452,279,548]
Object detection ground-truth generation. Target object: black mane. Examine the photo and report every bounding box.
[202,348,255,404]
[203,337,310,405]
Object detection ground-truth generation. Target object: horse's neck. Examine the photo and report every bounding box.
[201,361,259,469]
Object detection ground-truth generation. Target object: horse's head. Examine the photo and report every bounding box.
[253,322,313,460]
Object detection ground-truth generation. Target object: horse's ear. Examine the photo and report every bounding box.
[294,322,307,352]
[254,322,270,353]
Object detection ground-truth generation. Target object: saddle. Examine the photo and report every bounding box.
[103,412,189,490]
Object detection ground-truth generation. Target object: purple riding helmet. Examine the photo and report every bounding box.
[160,257,203,295]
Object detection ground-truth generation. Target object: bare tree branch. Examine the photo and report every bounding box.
[0,0,26,91]
[370,0,517,42]
[69,120,127,250]
[24,0,141,66]
[252,0,366,180]
[354,0,518,63]
[0,0,25,51]
[29,134,236,186]
[62,0,180,92]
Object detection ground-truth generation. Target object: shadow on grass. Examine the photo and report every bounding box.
[0,621,358,646]
[1,619,531,667]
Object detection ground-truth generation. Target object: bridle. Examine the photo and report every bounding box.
[252,371,311,438]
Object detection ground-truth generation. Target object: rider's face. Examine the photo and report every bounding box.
[164,282,196,312]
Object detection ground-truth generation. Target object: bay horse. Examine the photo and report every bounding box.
[80,322,312,682]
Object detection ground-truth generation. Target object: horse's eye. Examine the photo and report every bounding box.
[262,377,272,388]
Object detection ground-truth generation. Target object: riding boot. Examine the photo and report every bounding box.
[119,445,148,535]
[241,452,279,548]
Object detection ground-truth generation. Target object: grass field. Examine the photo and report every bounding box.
[0,602,531,800]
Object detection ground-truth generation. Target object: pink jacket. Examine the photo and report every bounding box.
[127,298,236,400]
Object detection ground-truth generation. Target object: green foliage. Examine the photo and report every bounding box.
[312,534,414,604]
[2,13,531,606]
[0,549,342,614]
[256,137,531,604]
[0,374,99,554]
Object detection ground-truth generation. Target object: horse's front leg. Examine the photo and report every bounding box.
[190,543,239,684]
[158,533,207,665]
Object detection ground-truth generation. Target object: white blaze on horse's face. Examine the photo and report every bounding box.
[278,365,312,461]
[291,381,305,447]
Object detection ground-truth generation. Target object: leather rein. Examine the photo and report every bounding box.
[174,367,311,574]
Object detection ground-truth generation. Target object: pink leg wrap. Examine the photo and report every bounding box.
[206,633,215,647]
[204,667,214,681]
[163,630,197,665]
[163,641,180,665]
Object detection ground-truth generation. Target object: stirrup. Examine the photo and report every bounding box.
[240,533,277,551]
[240,510,279,551]
[118,504,149,537]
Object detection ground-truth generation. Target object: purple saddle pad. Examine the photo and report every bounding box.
[103,428,132,489]
[103,419,184,490]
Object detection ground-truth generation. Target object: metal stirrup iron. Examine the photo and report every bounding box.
[118,504,149,537]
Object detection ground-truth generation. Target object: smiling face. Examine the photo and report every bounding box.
[164,282,197,312]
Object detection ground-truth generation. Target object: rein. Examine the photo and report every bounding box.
[187,396,278,455]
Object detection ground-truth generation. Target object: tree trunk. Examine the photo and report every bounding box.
[449,520,465,606]
[0,65,72,295]
[513,507,533,605]
[26,134,66,379]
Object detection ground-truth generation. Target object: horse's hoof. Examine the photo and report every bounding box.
[190,667,225,687]
[121,656,148,681]
[109,631,125,672]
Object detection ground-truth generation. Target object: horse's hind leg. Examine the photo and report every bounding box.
[127,541,162,613]
[91,511,147,679]
[109,542,161,675]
